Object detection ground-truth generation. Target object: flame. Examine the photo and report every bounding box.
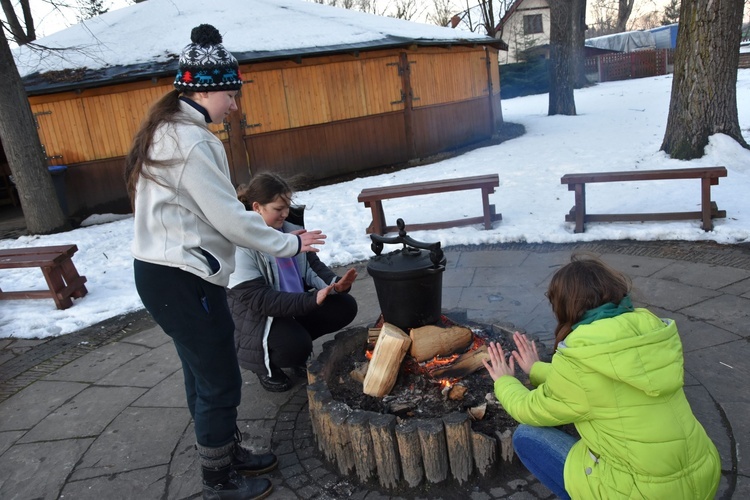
[365,349,373,360]
[422,353,459,371]
[440,379,453,389]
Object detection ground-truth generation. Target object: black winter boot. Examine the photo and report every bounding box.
[231,427,278,476]
[202,466,273,500]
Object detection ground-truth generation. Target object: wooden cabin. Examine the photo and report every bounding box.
[13,0,503,220]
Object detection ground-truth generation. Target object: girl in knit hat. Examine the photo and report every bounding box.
[125,24,325,500]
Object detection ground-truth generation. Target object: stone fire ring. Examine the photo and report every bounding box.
[306,325,517,490]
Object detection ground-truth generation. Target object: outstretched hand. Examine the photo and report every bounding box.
[511,332,540,375]
[482,342,516,382]
[316,283,334,305]
[333,268,358,293]
[293,229,326,253]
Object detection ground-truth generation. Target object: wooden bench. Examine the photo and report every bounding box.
[560,166,727,233]
[357,174,502,235]
[0,244,88,309]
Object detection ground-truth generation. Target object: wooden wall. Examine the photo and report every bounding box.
[25,44,501,218]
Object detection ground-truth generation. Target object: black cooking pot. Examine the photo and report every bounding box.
[367,219,446,331]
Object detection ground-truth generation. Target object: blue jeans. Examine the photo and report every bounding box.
[513,424,578,500]
[134,259,241,448]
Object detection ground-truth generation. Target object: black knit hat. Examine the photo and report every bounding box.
[174,24,242,92]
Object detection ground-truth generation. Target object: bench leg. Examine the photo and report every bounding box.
[573,184,586,233]
[60,258,88,298]
[700,177,713,231]
[41,265,73,310]
[481,187,494,230]
[366,200,387,235]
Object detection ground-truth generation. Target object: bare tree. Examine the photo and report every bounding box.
[661,0,748,159]
[1,0,36,45]
[390,0,423,20]
[571,0,587,87]
[615,0,634,32]
[548,0,576,115]
[0,27,68,233]
[427,0,454,26]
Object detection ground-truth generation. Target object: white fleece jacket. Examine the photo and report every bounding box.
[131,101,300,286]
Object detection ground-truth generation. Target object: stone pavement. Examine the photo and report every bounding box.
[0,240,748,499]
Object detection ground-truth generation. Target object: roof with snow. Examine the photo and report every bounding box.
[14,0,498,95]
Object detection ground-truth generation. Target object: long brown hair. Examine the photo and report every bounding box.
[124,90,192,207]
[236,172,296,211]
[547,253,631,349]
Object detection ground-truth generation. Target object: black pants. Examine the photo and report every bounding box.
[134,259,239,448]
[267,293,357,369]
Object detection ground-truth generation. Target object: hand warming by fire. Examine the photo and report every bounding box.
[483,332,540,382]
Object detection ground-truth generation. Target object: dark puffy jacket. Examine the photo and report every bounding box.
[226,222,338,376]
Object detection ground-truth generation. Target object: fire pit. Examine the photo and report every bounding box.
[305,222,549,488]
[306,314,540,489]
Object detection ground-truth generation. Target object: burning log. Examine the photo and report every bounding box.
[471,430,497,476]
[363,323,412,397]
[417,419,449,483]
[369,414,401,489]
[409,325,473,362]
[443,412,473,484]
[429,345,490,379]
[348,411,377,483]
[395,420,423,487]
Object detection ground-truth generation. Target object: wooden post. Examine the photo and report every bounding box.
[395,420,423,487]
[370,413,401,489]
[497,429,515,463]
[330,402,355,476]
[307,382,332,450]
[417,419,449,483]
[347,411,377,483]
[443,412,473,484]
[471,430,497,476]
[318,401,338,462]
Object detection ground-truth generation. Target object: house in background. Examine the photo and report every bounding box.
[496,0,551,64]
[10,0,502,221]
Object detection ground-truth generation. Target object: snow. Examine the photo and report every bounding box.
[12,0,493,78]
[1,69,749,339]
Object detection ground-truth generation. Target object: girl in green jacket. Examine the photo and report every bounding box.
[483,255,720,499]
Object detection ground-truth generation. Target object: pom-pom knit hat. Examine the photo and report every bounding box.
[174,24,242,92]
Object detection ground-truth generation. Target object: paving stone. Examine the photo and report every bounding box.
[44,341,150,382]
[528,481,554,498]
[60,464,167,499]
[680,294,750,337]
[0,438,93,499]
[683,385,732,467]
[0,380,87,431]
[0,430,23,456]
[631,276,721,311]
[120,326,171,348]
[647,307,741,353]
[97,342,181,387]
[720,402,750,476]
[651,262,750,290]
[489,486,508,497]
[19,385,146,442]
[70,407,190,481]
[281,463,306,479]
[133,369,187,408]
[684,340,750,405]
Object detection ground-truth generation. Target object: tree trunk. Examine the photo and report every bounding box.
[616,0,635,33]
[571,0,588,88]
[661,0,749,160]
[549,0,577,115]
[0,30,69,234]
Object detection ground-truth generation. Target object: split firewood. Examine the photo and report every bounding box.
[363,323,412,397]
[368,327,381,345]
[497,429,514,462]
[350,361,369,384]
[429,345,489,379]
[409,325,473,362]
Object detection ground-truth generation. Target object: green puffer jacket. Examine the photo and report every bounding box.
[494,309,720,499]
